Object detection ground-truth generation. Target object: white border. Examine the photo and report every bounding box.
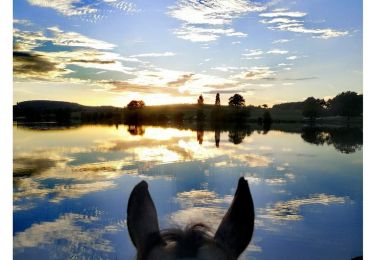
[2,0,371,259]
[363,0,374,259]
[0,0,13,258]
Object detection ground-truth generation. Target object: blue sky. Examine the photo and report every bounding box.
[13,0,362,106]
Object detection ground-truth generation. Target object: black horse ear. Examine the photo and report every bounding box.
[214,177,255,258]
[127,181,160,250]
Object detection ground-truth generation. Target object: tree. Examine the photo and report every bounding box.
[215,93,221,106]
[197,94,204,105]
[127,100,145,110]
[262,104,268,108]
[263,110,272,125]
[229,94,245,107]
[302,97,323,120]
[328,91,362,119]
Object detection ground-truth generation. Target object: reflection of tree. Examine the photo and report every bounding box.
[301,127,362,154]
[328,128,363,154]
[215,130,220,148]
[127,125,145,136]
[197,130,204,144]
[228,129,247,144]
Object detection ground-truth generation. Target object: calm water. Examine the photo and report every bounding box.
[13,124,363,259]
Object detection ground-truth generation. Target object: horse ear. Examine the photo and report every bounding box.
[127,180,160,250]
[214,177,255,258]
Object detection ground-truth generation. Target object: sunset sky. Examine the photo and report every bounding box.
[13,0,362,107]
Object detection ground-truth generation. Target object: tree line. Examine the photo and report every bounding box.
[302,91,362,120]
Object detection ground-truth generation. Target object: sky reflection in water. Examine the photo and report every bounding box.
[13,124,362,259]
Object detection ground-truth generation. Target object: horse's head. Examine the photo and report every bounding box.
[127,177,255,259]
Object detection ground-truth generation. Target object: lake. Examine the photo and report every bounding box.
[13,123,363,259]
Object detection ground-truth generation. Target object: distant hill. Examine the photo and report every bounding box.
[15,100,85,111]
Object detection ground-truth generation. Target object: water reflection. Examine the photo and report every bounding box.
[301,127,363,153]
[13,124,363,259]
[128,125,145,136]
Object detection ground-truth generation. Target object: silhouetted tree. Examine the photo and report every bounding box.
[328,91,362,119]
[229,94,245,107]
[302,97,323,120]
[263,110,272,125]
[215,93,221,106]
[197,94,204,105]
[262,104,268,108]
[127,100,145,110]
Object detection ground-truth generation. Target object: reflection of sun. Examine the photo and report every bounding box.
[143,127,193,140]
[135,147,181,163]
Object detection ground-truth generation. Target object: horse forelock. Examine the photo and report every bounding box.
[138,223,227,259]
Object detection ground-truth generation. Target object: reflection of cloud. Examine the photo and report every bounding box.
[13,152,70,177]
[265,178,286,185]
[235,154,272,167]
[14,213,125,257]
[13,151,126,210]
[170,189,232,230]
[259,194,346,221]
[170,207,226,230]
[175,189,232,208]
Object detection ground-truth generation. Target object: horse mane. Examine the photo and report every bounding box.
[139,223,223,259]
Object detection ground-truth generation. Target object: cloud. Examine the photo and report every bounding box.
[267,49,288,54]
[242,49,264,57]
[272,39,292,44]
[286,55,298,60]
[174,25,247,42]
[258,194,347,221]
[260,18,300,24]
[259,10,307,18]
[13,28,51,51]
[233,67,275,80]
[168,0,264,42]
[260,8,348,39]
[13,51,71,79]
[47,27,116,50]
[168,0,265,25]
[27,0,97,16]
[13,26,136,80]
[284,76,318,81]
[27,0,137,19]
[130,52,176,58]
[100,80,179,94]
[167,73,194,87]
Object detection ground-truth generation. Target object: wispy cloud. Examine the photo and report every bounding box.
[48,27,116,50]
[168,0,265,42]
[233,67,275,80]
[174,25,247,42]
[27,0,138,20]
[259,8,349,39]
[130,52,176,58]
[267,49,288,54]
[272,38,292,44]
